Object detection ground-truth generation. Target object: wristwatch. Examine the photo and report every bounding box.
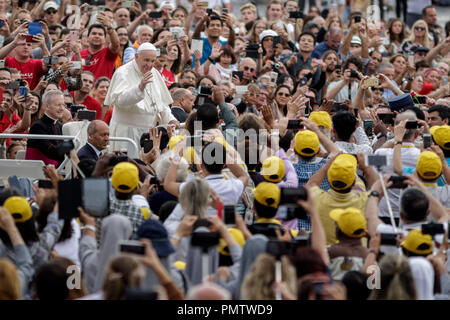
[368,190,380,198]
[376,132,386,139]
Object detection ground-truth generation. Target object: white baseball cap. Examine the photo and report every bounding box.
[44,1,59,11]
[259,29,278,42]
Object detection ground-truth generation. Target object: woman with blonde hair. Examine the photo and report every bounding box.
[241,253,297,300]
[368,254,417,300]
[401,20,432,56]
[247,20,268,44]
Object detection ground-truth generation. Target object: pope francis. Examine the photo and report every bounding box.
[105,42,179,151]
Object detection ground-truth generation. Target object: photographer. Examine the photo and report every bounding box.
[325,56,362,103]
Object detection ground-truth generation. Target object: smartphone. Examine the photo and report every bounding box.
[363,119,373,138]
[421,222,444,236]
[405,120,419,129]
[354,16,361,23]
[232,71,244,82]
[19,86,27,97]
[245,49,259,59]
[423,133,432,149]
[28,22,42,35]
[365,154,387,168]
[222,8,229,14]
[380,233,397,246]
[72,61,82,69]
[272,36,281,49]
[0,20,3,28]
[38,179,54,189]
[25,35,34,43]
[58,179,82,219]
[378,113,394,125]
[199,86,212,96]
[442,76,448,86]
[69,30,78,42]
[416,96,427,104]
[266,240,290,259]
[354,108,359,118]
[70,104,85,117]
[119,240,146,255]
[287,119,303,130]
[0,59,4,68]
[364,78,379,87]
[43,56,58,65]
[206,8,213,15]
[82,178,110,217]
[148,11,162,18]
[289,11,303,19]
[121,0,134,8]
[388,176,408,189]
[190,231,220,248]
[223,204,236,226]
[77,110,96,121]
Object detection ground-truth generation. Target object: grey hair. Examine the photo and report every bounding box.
[178,178,211,218]
[136,25,153,37]
[186,282,231,300]
[395,110,417,140]
[328,27,343,37]
[155,152,189,182]
[171,88,190,103]
[42,89,63,105]
[379,62,394,73]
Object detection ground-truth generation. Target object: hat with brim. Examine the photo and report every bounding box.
[327,154,357,190]
[137,219,175,257]
[430,125,450,150]
[417,151,442,180]
[259,29,278,42]
[401,229,433,255]
[4,196,32,223]
[261,156,285,183]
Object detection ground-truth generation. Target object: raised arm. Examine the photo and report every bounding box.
[192,15,208,40]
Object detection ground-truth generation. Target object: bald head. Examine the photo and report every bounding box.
[172,88,195,113]
[186,283,231,300]
[172,88,190,103]
[87,120,110,150]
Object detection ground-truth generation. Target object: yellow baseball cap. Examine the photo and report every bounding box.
[329,207,367,238]
[309,111,332,130]
[327,154,357,190]
[218,228,245,256]
[111,162,139,193]
[261,156,285,183]
[174,261,186,270]
[430,125,450,150]
[401,229,433,255]
[4,196,33,223]
[417,151,442,180]
[253,182,280,208]
[294,130,320,157]
[169,135,184,150]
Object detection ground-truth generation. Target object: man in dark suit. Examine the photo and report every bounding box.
[77,120,109,161]
[170,88,195,123]
[26,89,66,165]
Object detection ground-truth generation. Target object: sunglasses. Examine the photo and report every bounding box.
[277,92,290,97]
[46,10,58,14]
[414,26,425,31]
[244,66,255,72]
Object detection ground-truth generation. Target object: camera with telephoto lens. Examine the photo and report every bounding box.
[191,229,220,249]
[277,187,308,221]
[350,69,360,79]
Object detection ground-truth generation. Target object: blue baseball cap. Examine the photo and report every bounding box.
[137,219,175,257]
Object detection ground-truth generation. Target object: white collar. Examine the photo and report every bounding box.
[45,113,59,123]
[87,142,103,156]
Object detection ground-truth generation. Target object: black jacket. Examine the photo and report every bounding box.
[28,114,64,162]
[77,143,99,161]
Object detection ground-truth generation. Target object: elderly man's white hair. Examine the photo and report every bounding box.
[435,99,450,107]
[155,151,189,182]
[136,25,153,37]
[42,89,64,105]
[186,282,231,300]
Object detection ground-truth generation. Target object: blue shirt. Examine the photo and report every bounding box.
[191,37,228,68]
[311,41,342,60]
[294,157,330,231]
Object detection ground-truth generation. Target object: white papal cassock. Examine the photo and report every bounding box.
[105,59,176,151]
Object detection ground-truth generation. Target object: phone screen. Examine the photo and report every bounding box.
[58,179,82,219]
[82,178,110,217]
[223,205,236,225]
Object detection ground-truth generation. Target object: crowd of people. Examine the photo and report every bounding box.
[0,0,449,301]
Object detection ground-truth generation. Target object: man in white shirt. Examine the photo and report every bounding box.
[375,111,421,223]
[105,43,179,151]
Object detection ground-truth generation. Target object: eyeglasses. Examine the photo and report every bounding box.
[249,92,260,97]
[244,66,255,72]
[117,33,128,36]
[86,54,93,66]
[414,26,425,31]
[46,10,57,14]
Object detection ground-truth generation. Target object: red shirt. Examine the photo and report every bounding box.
[70,92,102,120]
[73,47,118,80]
[103,106,113,125]
[160,67,175,88]
[5,56,45,90]
[0,112,21,133]
[419,81,434,95]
